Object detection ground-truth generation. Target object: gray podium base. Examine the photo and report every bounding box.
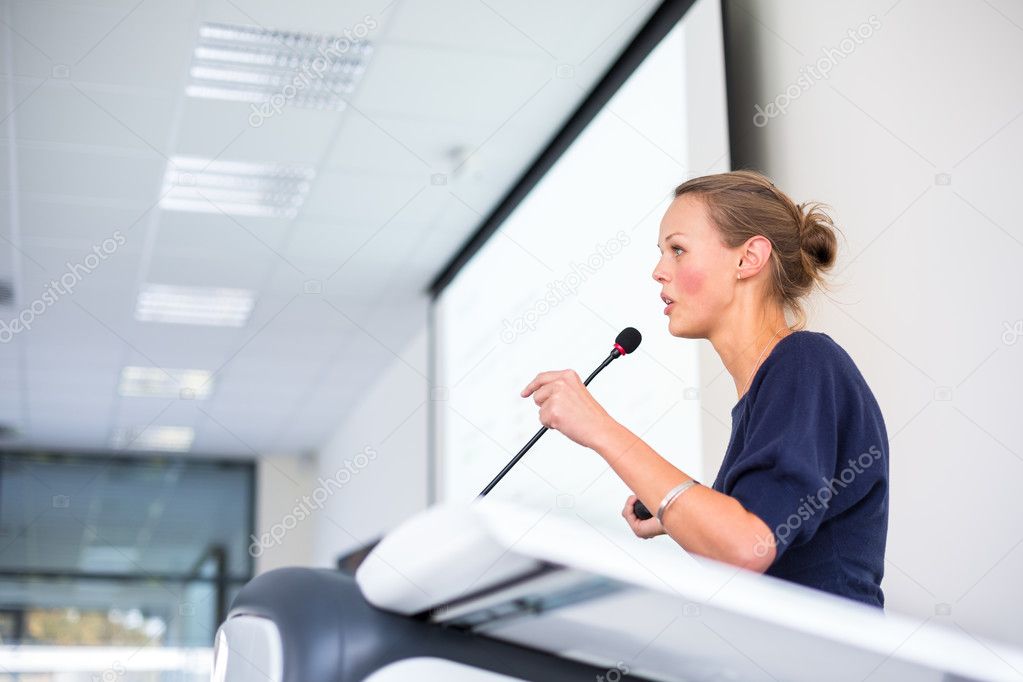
[224,567,654,682]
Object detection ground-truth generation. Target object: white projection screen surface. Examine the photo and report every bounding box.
[433,0,729,534]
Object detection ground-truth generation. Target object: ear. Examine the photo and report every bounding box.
[737,235,773,279]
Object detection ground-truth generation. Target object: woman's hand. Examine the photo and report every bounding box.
[622,495,665,539]
[520,369,617,451]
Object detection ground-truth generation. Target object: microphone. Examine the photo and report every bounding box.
[633,499,653,520]
[477,327,642,499]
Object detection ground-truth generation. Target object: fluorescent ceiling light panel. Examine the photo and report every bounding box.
[159,156,315,219]
[135,284,255,327]
[112,426,195,452]
[119,366,214,399]
[186,21,372,110]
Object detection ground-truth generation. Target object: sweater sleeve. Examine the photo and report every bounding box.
[724,354,840,564]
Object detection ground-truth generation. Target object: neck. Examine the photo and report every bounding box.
[708,301,791,401]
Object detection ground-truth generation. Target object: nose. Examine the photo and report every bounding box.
[652,261,668,284]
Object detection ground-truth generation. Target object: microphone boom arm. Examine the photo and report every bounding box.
[476,349,621,499]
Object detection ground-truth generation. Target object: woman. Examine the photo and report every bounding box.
[520,170,889,609]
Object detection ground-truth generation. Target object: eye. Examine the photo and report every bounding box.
[671,245,685,257]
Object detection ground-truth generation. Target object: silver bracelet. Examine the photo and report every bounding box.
[656,479,700,524]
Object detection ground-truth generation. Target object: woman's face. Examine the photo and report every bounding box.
[653,194,741,339]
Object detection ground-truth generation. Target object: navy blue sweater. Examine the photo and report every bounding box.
[711,330,889,608]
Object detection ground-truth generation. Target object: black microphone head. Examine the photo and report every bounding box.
[615,327,642,355]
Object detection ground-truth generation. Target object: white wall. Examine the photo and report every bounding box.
[253,453,317,575]
[709,0,1023,645]
[310,299,431,567]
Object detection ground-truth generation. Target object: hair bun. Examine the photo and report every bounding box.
[797,202,838,271]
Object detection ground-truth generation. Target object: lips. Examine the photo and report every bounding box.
[661,293,675,315]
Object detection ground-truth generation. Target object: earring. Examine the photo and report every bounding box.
[737,271,741,279]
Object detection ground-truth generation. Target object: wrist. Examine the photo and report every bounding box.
[590,418,631,460]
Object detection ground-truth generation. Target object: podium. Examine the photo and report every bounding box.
[212,500,1023,681]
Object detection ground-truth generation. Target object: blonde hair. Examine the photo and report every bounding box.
[673,170,841,330]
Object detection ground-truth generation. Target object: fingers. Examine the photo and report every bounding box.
[521,371,558,397]
[622,495,638,520]
[622,495,663,539]
[520,369,578,397]
[531,383,554,406]
[622,496,645,538]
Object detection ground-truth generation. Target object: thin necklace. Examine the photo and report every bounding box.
[739,326,791,399]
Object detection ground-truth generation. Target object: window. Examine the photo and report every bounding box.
[0,452,254,679]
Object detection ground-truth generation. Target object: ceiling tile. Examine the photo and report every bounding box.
[321,112,437,177]
[199,0,391,38]
[459,0,660,66]
[16,146,164,204]
[144,249,275,290]
[9,0,198,90]
[301,169,437,226]
[152,209,291,260]
[384,0,561,57]
[175,97,340,166]
[353,43,553,126]
[13,81,177,153]
[17,196,155,250]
